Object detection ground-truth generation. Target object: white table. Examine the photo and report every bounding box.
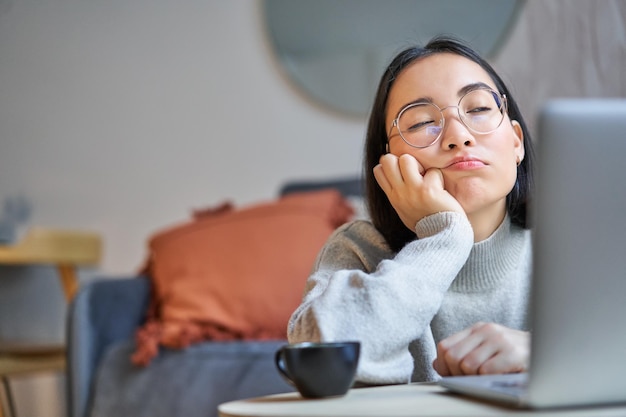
[219,383,626,417]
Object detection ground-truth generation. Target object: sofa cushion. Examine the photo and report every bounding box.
[132,189,354,365]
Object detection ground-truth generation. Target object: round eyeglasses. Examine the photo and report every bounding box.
[388,88,508,149]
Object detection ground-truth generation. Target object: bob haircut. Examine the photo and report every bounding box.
[364,35,535,252]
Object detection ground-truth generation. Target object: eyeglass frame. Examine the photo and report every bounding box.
[387,87,508,149]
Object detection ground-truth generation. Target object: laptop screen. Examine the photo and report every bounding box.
[528,98,626,407]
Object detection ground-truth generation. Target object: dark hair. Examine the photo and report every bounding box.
[364,35,535,252]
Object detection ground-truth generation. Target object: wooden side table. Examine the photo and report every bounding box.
[0,227,102,301]
[0,227,101,417]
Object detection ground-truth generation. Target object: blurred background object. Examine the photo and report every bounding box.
[264,0,523,117]
[0,195,32,245]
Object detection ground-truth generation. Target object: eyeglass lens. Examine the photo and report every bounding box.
[397,89,505,148]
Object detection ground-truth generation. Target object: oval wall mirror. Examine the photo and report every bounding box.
[263,0,523,118]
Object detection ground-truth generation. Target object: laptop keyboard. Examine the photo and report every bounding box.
[490,378,528,396]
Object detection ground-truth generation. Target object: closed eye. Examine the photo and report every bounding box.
[466,106,492,114]
[405,119,436,132]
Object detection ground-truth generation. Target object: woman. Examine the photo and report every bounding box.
[287,36,535,385]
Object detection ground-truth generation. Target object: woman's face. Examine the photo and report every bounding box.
[385,53,525,218]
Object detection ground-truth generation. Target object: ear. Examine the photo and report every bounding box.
[511,120,525,163]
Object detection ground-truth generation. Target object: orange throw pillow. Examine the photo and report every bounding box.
[131,189,354,366]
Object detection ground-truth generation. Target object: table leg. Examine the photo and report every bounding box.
[0,376,13,417]
[56,264,78,301]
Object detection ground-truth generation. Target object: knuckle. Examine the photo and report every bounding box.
[494,332,511,346]
[460,358,478,375]
[480,322,498,332]
[477,362,493,375]
[438,339,453,351]
[470,321,486,331]
[474,322,502,337]
[443,350,457,364]
[443,350,464,372]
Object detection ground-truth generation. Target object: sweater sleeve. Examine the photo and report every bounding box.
[287,211,474,385]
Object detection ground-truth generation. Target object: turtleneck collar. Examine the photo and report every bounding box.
[449,215,530,293]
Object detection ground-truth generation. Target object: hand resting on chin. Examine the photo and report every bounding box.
[373,153,466,232]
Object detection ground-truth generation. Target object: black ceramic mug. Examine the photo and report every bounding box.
[274,341,360,398]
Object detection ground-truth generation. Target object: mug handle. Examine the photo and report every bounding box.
[274,346,295,386]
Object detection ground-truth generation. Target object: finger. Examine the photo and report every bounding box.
[478,350,526,375]
[444,333,485,376]
[453,323,499,375]
[398,154,425,185]
[436,324,485,376]
[475,328,530,375]
[378,153,405,186]
[438,326,473,348]
[456,323,502,375]
[475,350,511,375]
[435,329,470,376]
[434,345,451,376]
[379,152,398,166]
[458,341,499,375]
[456,323,529,375]
[373,164,391,194]
[422,167,445,189]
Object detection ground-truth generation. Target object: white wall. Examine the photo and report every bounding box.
[1,0,624,274]
[0,0,365,274]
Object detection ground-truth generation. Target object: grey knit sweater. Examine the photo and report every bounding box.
[287,211,532,384]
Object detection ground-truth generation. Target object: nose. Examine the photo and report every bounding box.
[439,107,476,150]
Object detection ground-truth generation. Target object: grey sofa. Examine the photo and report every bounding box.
[66,176,363,417]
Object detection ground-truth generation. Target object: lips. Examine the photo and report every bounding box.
[444,156,487,169]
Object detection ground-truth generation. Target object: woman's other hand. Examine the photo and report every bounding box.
[433,322,530,376]
[373,153,465,232]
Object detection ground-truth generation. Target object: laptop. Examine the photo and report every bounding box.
[438,99,626,408]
